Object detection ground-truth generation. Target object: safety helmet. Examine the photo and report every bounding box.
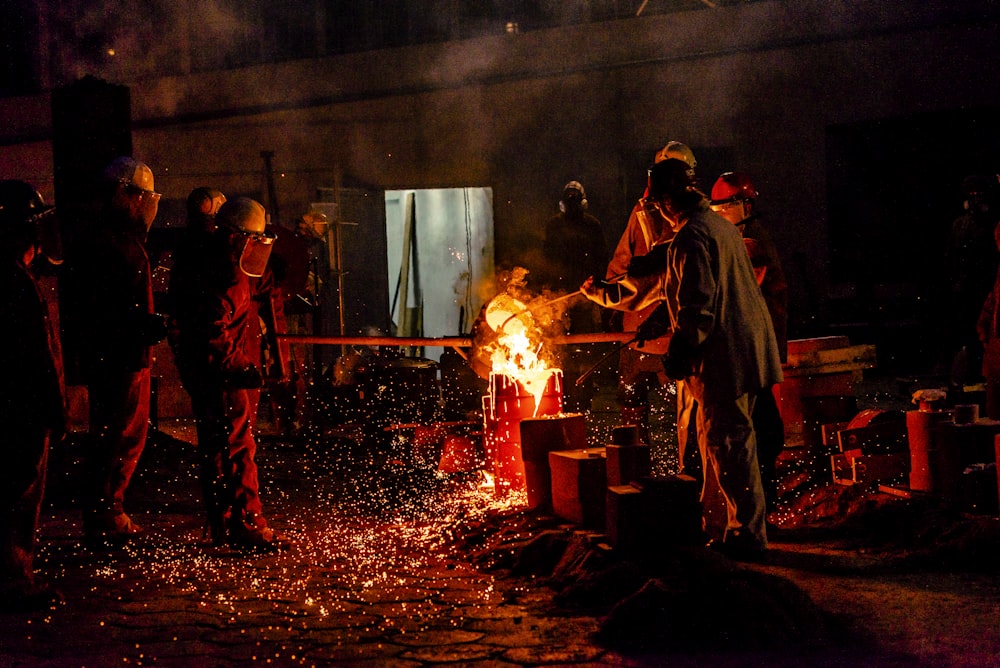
[298,210,330,238]
[185,187,226,234]
[960,174,996,214]
[648,159,698,201]
[0,180,61,263]
[303,210,329,225]
[103,156,156,194]
[187,187,226,218]
[103,156,159,234]
[563,181,586,201]
[0,180,54,228]
[710,172,758,204]
[710,172,758,226]
[217,197,275,277]
[654,141,697,168]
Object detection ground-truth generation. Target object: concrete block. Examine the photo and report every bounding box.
[606,484,646,552]
[520,413,587,461]
[550,448,606,528]
[606,443,651,487]
[636,474,703,547]
[520,413,587,510]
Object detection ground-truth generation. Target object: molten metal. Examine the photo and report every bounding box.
[479,288,564,498]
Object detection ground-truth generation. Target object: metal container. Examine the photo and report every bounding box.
[483,370,563,497]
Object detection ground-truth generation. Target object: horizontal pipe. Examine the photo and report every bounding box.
[277,332,636,347]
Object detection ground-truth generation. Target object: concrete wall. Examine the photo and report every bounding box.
[2,0,999,343]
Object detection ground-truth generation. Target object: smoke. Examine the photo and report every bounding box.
[48,1,267,87]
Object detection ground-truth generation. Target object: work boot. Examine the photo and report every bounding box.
[204,509,231,547]
[228,513,291,552]
[711,528,768,563]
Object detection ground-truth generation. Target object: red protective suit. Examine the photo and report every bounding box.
[0,260,65,601]
[169,230,284,545]
[63,210,161,539]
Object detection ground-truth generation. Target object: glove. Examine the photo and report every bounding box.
[627,244,669,278]
[141,312,169,345]
[635,303,671,347]
[226,365,263,389]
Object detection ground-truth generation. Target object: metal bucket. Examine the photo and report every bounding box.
[483,370,563,498]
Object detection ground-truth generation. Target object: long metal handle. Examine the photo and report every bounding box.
[499,289,582,332]
[575,337,637,387]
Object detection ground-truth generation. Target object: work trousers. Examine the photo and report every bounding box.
[697,391,767,549]
[0,425,50,594]
[675,380,702,482]
[180,365,265,536]
[86,368,151,520]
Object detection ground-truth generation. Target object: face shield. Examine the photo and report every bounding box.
[234,227,277,277]
[104,158,159,235]
[710,198,748,228]
[121,181,161,233]
[217,197,272,277]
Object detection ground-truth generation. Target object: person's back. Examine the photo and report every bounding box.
[169,228,233,373]
[668,202,782,405]
[647,158,780,558]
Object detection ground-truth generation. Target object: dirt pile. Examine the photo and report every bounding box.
[447,509,849,655]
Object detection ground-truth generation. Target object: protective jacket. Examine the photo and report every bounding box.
[171,232,283,382]
[63,212,158,380]
[0,262,65,431]
[665,201,783,405]
[596,199,674,354]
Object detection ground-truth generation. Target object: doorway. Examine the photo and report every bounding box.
[385,187,495,361]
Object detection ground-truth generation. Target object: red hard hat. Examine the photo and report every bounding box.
[711,172,758,204]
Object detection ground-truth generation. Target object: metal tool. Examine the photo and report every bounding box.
[575,336,638,387]
[498,289,582,332]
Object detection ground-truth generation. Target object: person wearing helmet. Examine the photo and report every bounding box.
[61,156,167,545]
[653,140,698,169]
[260,210,317,431]
[185,187,226,234]
[168,196,288,551]
[583,141,700,477]
[167,187,228,452]
[290,210,333,376]
[711,171,789,515]
[539,180,608,411]
[944,174,1000,387]
[294,209,330,300]
[0,181,66,611]
[640,158,782,561]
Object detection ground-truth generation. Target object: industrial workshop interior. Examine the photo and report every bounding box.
[1,1,999,666]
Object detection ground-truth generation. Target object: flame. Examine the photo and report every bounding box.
[483,293,558,415]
